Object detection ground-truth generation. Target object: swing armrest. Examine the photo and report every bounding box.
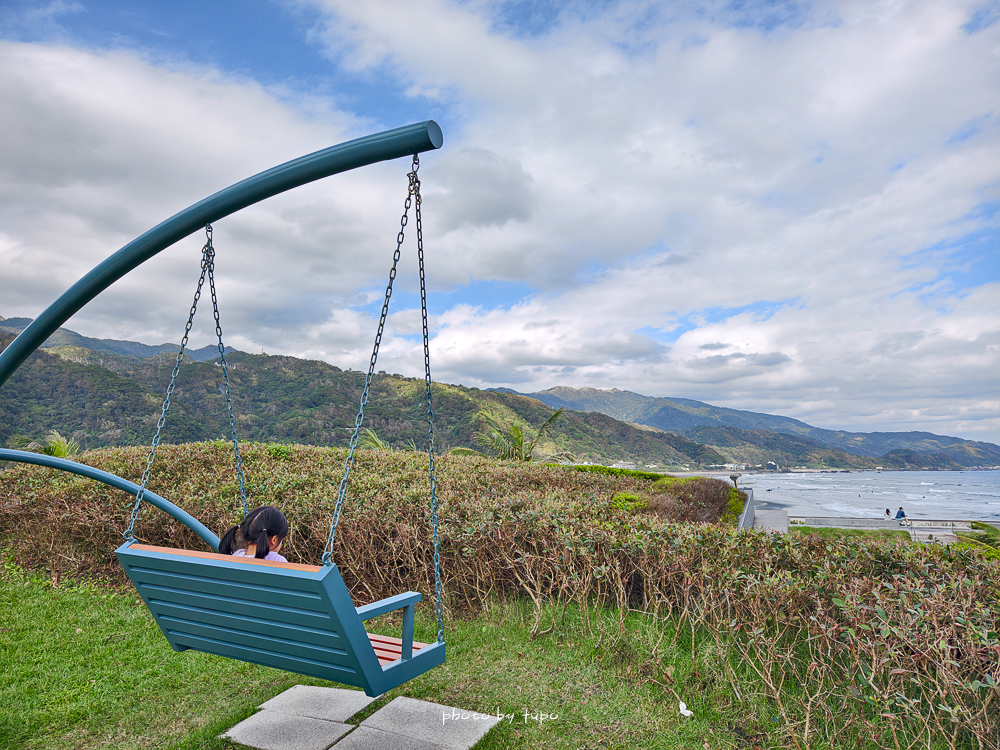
[356,591,422,621]
[358,592,422,661]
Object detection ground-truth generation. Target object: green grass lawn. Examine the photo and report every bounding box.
[788,526,911,541]
[955,521,1000,561]
[1,561,296,750]
[961,521,1000,547]
[1,559,915,750]
[6,553,984,750]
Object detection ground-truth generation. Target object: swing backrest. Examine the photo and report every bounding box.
[116,542,386,694]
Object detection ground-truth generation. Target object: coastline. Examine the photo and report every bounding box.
[661,468,1000,524]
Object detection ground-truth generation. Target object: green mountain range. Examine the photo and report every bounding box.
[3,319,996,470]
[0,330,725,468]
[0,317,230,362]
[516,386,1000,468]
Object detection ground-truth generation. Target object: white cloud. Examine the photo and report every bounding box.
[1,0,998,443]
[0,40,414,350]
[432,147,535,231]
[301,0,999,440]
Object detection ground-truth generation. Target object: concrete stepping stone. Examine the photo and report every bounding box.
[333,726,452,750]
[360,696,500,749]
[224,686,497,750]
[259,685,376,723]
[222,710,352,750]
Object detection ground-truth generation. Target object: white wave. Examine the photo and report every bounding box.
[745,471,1000,522]
[819,500,883,516]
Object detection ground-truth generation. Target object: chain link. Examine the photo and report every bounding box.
[322,161,414,564]
[124,224,246,540]
[317,155,443,640]
[414,156,444,643]
[207,228,248,516]
[126,231,211,540]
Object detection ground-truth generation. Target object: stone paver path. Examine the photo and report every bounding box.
[223,711,353,750]
[754,510,788,533]
[223,687,499,750]
[909,527,960,545]
[360,697,499,748]
[258,685,376,723]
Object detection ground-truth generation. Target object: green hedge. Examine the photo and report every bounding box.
[572,464,664,481]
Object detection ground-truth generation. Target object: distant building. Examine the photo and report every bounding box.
[610,461,638,470]
[766,461,778,471]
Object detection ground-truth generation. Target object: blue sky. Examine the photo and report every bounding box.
[1,0,998,443]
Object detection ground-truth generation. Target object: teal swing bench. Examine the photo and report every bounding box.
[0,121,446,697]
[115,545,441,697]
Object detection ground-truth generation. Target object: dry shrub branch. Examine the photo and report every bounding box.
[2,442,998,748]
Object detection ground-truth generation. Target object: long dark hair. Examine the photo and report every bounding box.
[219,506,289,559]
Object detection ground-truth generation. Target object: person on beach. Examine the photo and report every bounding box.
[894,506,909,527]
[884,508,892,520]
[219,505,289,562]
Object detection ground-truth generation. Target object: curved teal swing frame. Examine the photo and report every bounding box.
[0,121,445,696]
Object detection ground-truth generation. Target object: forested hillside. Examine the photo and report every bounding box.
[0,332,723,468]
[0,317,228,361]
[4,326,995,470]
[523,386,1000,467]
[682,425,879,469]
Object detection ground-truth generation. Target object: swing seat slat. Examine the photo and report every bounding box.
[116,543,445,697]
[369,633,430,666]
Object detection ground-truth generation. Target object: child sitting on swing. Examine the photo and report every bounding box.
[219,505,289,562]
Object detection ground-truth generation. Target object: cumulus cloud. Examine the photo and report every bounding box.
[306,0,998,439]
[0,40,416,353]
[1,0,998,443]
[432,147,535,231]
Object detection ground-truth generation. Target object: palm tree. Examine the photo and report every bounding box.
[358,429,422,452]
[452,408,575,464]
[8,430,81,458]
[358,428,392,451]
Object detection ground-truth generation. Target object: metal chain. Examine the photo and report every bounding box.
[124,225,247,541]
[415,157,444,643]
[206,227,248,517]
[125,229,213,540]
[322,158,416,564]
[321,155,444,640]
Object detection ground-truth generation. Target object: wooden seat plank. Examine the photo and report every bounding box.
[368,633,429,666]
[368,633,429,650]
[129,544,322,572]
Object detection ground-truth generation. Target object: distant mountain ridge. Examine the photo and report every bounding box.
[4,318,996,469]
[0,330,725,468]
[0,317,230,362]
[505,386,1000,467]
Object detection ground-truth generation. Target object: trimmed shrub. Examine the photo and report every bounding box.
[643,476,738,524]
[572,464,664,481]
[2,442,997,746]
[610,491,647,512]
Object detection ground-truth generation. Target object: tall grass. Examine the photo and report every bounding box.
[2,442,998,748]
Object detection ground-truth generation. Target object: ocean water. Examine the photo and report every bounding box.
[741,470,1000,523]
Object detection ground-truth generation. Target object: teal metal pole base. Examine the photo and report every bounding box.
[0,448,220,550]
